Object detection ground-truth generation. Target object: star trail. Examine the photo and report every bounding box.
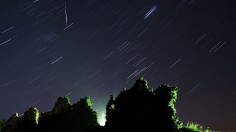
[0,0,235,131]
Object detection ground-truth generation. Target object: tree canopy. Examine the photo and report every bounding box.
[1,77,214,132]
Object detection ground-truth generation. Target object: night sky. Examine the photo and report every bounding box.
[0,0,235,131]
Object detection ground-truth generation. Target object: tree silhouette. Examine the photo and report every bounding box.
[2,107,40,132]
[105,77,182,131]
[105,95,115,127]
[153,84,183,131]
[52,96,72,114]
[21,107,40,125]
[38,96,71,132]
[2,113,19,132]
[19,107,39,131]
[38,96,99,132]
[71,96,99,131]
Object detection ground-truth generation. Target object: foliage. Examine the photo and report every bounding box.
[0,120,6,132]
[52,96,72,114]
[38,96,99,132]
[154,84,183,130]
[22,107,40,124]
[182,122,215,132]
[3,96,99,132]
[105,95,115,127]
[105,77,183,131]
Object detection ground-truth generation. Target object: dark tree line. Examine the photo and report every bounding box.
[2,96,99,132]
[1,77,212,132]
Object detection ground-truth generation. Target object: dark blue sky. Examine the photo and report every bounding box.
[0,0,235,130]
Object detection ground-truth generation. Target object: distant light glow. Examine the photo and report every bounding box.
[98,112,106,126]
[144,5,157,19]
